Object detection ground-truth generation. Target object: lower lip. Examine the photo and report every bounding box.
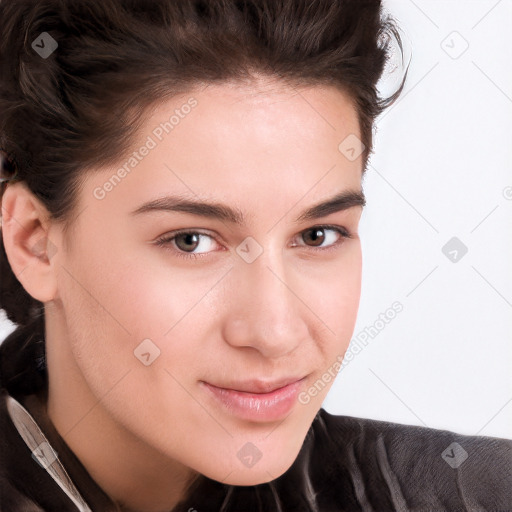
[201,379,304,422]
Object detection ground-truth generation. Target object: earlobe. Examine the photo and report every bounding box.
[1,181,58,303]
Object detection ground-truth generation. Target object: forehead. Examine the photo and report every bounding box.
[78,79,363,225]
[191,77,360,138]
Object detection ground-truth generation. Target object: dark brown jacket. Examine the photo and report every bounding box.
[1,317,511,511]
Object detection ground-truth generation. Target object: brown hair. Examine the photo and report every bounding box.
[0,0,407,328]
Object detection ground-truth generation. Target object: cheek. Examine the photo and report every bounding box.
[56,236,215,398]
[294,266,362,411]
[309,241,362,331]
[305,243,362,373]
[55,248,204,440]
[54,236,164,391]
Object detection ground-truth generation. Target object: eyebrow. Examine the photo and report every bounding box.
[130,189,365,225]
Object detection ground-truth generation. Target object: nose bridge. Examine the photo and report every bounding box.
[223,246,308,358]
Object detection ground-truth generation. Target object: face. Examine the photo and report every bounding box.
[47,78,364,486]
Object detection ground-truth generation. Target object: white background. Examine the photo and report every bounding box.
[1,0,511,439]
[323,0,512,439]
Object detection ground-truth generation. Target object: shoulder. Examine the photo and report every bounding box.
[317,407,512,461]
[317,406,512,450]
[308,408,512,510]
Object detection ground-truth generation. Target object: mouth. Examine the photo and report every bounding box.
[200,376,308,423]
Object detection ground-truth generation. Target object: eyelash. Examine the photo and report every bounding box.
[153,224,353,261]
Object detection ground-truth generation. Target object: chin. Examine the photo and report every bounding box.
[201,439,303,487]
[221,457,296,486]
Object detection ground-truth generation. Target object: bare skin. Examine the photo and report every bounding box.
[2,77,364,512]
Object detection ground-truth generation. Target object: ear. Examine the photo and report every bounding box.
[1,181,58,303]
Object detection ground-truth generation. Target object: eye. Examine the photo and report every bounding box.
[154,224,353,261]
[154,230,219,260]
[294,225,352,250]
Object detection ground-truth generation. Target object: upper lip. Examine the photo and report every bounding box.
[205,376,307,394]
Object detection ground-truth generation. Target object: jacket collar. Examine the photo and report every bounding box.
[6,394,93,511]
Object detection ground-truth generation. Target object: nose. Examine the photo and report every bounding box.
[221,251,311,359]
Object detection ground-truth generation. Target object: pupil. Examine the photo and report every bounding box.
[305,228,324,247]
[177,233,199,252]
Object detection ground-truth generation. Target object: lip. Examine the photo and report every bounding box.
[201,377,307,422]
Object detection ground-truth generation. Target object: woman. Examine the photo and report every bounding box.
[0,1,510,511]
